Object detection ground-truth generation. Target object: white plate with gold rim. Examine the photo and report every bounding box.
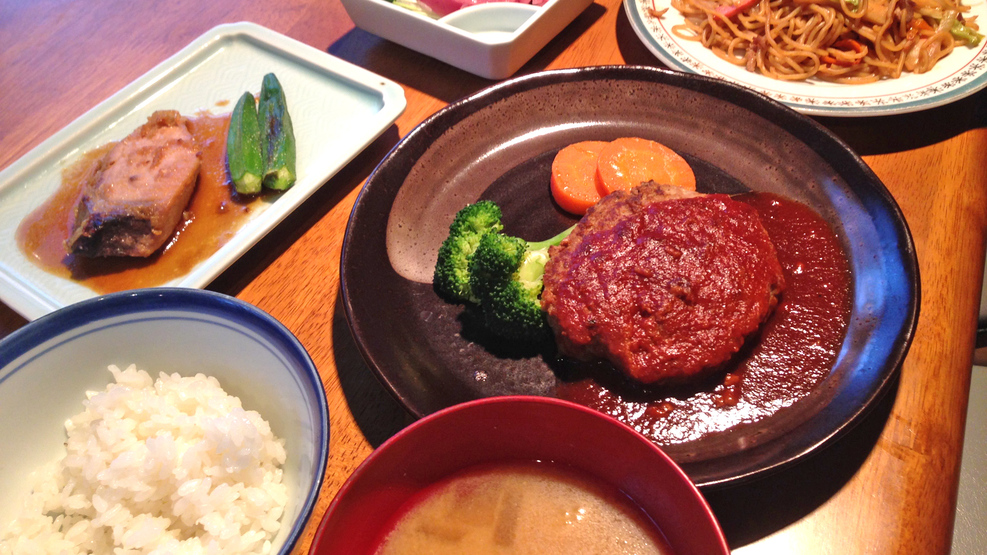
[624,0,987,116]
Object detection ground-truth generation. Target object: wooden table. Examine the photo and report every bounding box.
[2,0,984,553]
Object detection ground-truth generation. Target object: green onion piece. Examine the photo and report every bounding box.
[951,20,984,46]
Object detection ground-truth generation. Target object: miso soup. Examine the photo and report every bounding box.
[373,461,674,555]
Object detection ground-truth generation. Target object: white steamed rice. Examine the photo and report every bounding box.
[0,364,288,555]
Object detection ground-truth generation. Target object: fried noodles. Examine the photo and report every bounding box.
[668,0,983,82]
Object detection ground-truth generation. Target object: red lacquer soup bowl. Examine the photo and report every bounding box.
[311,396,728,554]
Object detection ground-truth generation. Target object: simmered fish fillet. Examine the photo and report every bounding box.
[67,110,201,257]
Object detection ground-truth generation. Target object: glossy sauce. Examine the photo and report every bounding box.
[556,192,852,444]
[15,114,260,294]
[373,462,673,555]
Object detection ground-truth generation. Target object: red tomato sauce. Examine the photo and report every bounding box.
[555,192,852,445]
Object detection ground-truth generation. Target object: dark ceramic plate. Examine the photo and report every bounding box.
[340,66,919,488]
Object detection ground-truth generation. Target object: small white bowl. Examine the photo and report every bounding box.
[341,0,594,79]
[0,288,329,554]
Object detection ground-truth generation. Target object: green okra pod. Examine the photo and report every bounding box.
[258,73,297,191]
[226,91,264,195]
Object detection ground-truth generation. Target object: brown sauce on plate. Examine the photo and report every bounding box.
[15,114,260,294]
[555,192,852,445]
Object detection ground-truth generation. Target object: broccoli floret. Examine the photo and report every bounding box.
[468,226,573,341]
[433,199,575,342]
[433,200,504,303]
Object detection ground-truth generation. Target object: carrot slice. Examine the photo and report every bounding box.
[550,140,610,215]
[595,137,696,196]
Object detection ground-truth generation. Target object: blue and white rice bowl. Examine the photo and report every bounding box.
[0,288,328,554]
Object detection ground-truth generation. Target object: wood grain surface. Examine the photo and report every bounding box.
[1,0,985,553]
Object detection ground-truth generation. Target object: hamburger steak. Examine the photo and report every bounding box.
[541,182,786,384]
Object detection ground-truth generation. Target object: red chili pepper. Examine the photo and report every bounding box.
[908,18,934,33]
[822,39,866,66]
[905,18,934,40]
[714,0,759,19]
[821,55,860,67]
[832,39,866,53]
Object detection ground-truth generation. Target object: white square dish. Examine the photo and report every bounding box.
[341,0,595,79]
[0,22,406,321]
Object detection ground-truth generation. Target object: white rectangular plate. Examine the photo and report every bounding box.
[0,22,406,320]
